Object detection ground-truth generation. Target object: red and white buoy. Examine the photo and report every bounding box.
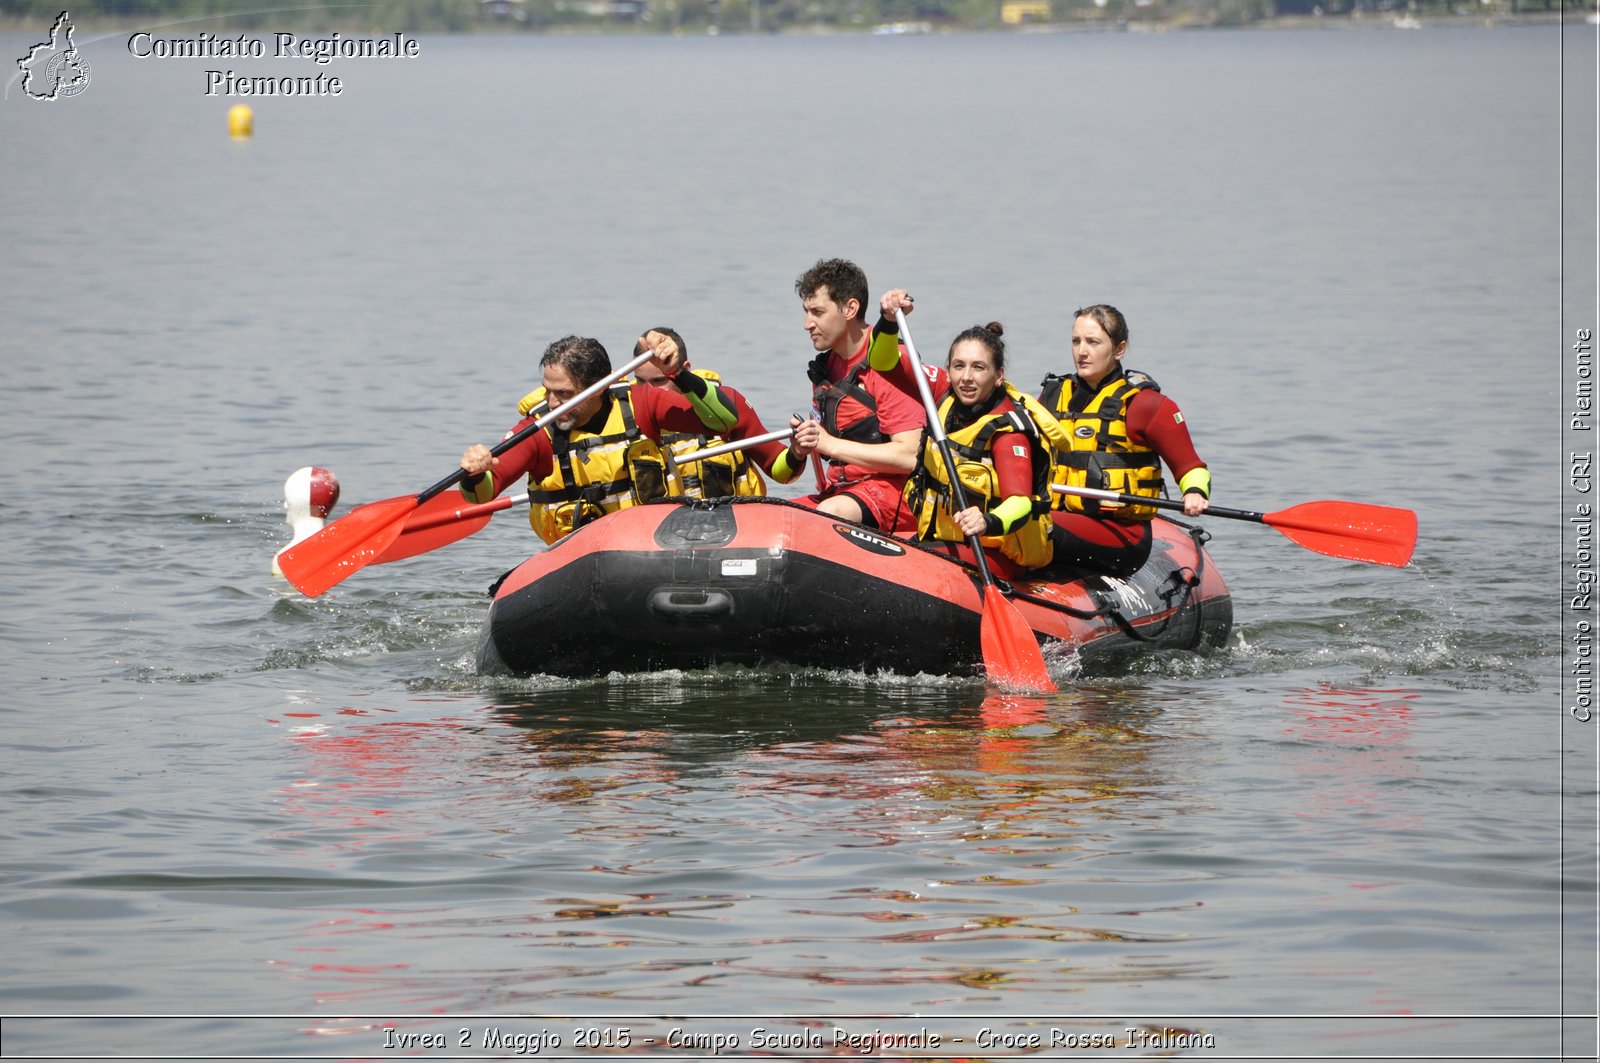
[271,466,340,577]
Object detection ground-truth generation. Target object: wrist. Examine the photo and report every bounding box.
[1177,467,1211,498]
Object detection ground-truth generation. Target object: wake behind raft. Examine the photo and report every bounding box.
[475,497,1232,678]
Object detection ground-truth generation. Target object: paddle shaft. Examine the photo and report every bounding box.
[661,442,686,496]
[894,311,1056,692]
[670,426,794,465]
[1051,483,1417,567]
[394,428,800,535]
[1051,483,1252,521]
[894,310,999,587]
[412,349,657,507]
[392,428,799,542]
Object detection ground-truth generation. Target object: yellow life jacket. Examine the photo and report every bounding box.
[639,431,768,501]
[631,371,765,501]
[1037,369,1164,522]
[514,372,764,523]
[905,382,1054,570]
[520,386,659,544]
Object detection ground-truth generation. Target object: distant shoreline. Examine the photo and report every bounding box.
[0,8,1578,36]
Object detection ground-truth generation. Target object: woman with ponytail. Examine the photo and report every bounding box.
[890,315,1056,579]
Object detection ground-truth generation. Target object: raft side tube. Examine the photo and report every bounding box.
[477,498,1230,679]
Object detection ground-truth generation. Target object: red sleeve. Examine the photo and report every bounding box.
[629,382,699,438]
[864,370,930,436]
[632,383,791,472]
[476,416,553,496]
[990,430,1034,499]
[890,353,947,404]
[874,323,948,402]
[894,353,947,404]
[717,386,792,470]
[1126,390,1205,481]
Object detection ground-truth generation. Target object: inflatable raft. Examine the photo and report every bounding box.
[475,498,1232,679]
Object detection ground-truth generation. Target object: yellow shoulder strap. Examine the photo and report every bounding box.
[1005,380,1071,454]
[517,385,547,417]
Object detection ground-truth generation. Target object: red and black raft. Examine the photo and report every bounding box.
[475,498,1233,679]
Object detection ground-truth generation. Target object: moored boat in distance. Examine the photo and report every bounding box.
[476,498,1232,679]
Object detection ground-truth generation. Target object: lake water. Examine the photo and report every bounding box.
[0,19,1595,1060]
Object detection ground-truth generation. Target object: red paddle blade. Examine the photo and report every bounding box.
[276,495,418,597]
[371,492,502,565]
[979,584,1058,693]
[1262,500,1418,568]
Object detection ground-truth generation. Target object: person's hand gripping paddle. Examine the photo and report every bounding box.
[278,349,655,597]
[896,309,1056,693]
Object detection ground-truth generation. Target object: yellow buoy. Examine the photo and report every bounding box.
[228,103,254,138]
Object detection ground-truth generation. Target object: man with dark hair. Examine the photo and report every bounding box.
[458,333,797,543]
[786,258,926,532]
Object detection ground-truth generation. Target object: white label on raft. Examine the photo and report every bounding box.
[721,559,758,577]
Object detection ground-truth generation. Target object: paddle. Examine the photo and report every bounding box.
[370,491,529,564]
[657,426,794,465]
[895,309,1056,693]
[277,349,656,597]
[369,427,800,565]
[1051,484,1417,568]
